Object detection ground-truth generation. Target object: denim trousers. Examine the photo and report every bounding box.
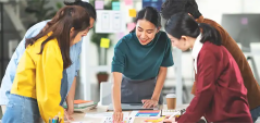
[2,94,41,123]
[251,106,260,122]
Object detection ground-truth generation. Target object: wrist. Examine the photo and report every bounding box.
[151,96,159,101]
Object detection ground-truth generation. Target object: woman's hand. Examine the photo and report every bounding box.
[161,115,177,123]
[64,108,74,121]
[142,99,158,108]
[113,111,124,123]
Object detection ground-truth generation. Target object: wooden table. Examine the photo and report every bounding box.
[66,104,189,123]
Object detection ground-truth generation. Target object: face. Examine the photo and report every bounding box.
[167,34,192,51]
[136,19,160,45]
[70,17,95,45]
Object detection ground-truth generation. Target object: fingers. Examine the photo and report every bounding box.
[142,99,147,104]
[162,119,173,123]
[113,112,123,123]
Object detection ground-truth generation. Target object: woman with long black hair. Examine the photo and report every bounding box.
[163,12,252,123]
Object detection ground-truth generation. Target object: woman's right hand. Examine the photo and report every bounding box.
[113,111,124,123]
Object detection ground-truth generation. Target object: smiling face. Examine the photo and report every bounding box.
[71,17,95,45]
[136,19,160,45]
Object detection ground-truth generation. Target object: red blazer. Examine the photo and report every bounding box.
[177,42,252,123]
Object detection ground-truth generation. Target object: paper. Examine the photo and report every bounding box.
[125,0,133,5]
[128,9,137,17]
[127,23,136,32]
[136,110,160,117]
[145,117,165,123]
[97,112,130,123]
[95,0,104,10]
[96,10,126,33]
[100,38,110,48]
[112,2,120,10]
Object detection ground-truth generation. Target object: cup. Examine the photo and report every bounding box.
[166,94,176,109]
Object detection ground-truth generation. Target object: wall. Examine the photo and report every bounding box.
[85,0,260,86]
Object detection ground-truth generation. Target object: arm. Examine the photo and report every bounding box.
[36,43,64,123]
[111,47,125,112]
[112,72,123,111]
[152,67,167,101]
[66,77,77,113]
[176,50,218,123]
[66,42,82,112]
[152,37,173,100]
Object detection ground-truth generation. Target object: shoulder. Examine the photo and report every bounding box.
[25,20,50,38]
[199,42,222,60]
[157,31,169,40]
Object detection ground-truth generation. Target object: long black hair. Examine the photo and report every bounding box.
[131,6,161,33]
[165,12,221,45]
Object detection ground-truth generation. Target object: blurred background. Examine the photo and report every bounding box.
[0,0,259,113]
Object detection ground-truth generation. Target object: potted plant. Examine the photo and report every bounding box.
[90,27,112,85]
[25,0,63,29]
[89,0,116,85]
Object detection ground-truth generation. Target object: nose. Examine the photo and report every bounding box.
[140,32,147,39]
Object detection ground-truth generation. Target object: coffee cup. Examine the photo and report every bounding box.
[166,94,176,109]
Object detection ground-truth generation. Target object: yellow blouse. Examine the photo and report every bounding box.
[11,35,64,123]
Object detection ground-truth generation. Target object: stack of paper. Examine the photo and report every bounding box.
[63,100,97,112]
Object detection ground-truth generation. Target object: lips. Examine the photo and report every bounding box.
[140,39,147,43]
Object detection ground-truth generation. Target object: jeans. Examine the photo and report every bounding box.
[2,94,41,123]
[251,106,260,122]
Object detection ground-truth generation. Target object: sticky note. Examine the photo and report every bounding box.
[117,32,125,40]
[95,0,104,10]
[129,9,137,17]
[112,2,120,10]
[100,38,110,48]
[127,23,136,32]
[125,0,133,5]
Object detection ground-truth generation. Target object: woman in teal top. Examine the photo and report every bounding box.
[112,6,174,123]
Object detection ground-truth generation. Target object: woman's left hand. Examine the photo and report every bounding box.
[142,99,158,108]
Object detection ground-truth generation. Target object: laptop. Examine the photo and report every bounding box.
[107,103,159,111]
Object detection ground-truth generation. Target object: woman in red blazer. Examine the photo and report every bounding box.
[163,12,252,123]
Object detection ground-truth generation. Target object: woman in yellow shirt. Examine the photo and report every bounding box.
[2,5,91,123]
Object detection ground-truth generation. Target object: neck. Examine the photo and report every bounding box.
[190,38,196,49]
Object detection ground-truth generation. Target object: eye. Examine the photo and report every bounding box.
[147,31,152,34]
[138,28,142,32]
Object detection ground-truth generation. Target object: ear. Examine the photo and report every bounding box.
[157,26,161,33]
[70,27,75,35]
[181,35,188,42]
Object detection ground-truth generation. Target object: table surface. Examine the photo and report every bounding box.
[66,104,189,123]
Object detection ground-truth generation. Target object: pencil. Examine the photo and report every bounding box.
[160,109,162,117]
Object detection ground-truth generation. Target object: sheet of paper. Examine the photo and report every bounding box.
[125,0,133,5]
[128,9,136,17]
[100,112,130,123]
[95,0,104,10]
[112,2,120,10]
[100,38,110,48]
[127,23,136,31]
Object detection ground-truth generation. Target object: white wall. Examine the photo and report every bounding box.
[85,0,260,86]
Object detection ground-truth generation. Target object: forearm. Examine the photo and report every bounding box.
[152,67,167,100]
[66,77,77,111]
[112,72,122,111]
